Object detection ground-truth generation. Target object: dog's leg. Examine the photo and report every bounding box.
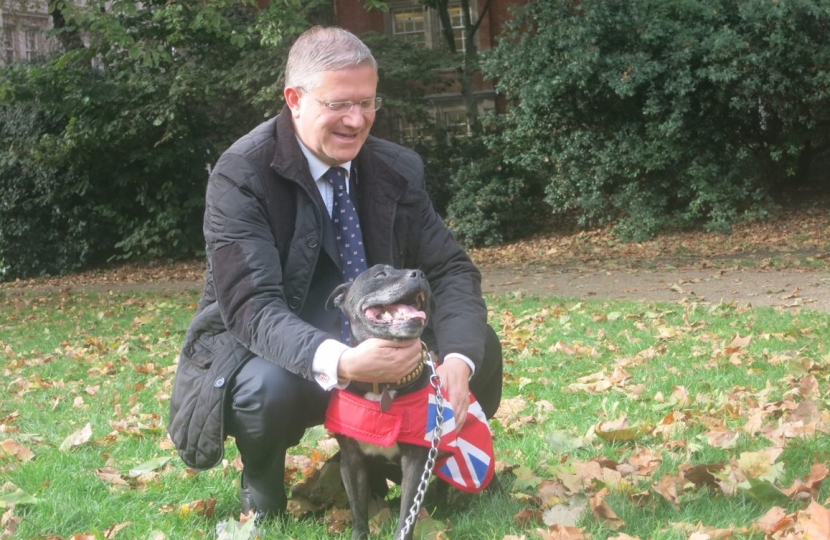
[394,444,431,540]
[336,435,372,540]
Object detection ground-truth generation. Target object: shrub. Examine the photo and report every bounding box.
[484,0,830,239]
[0,0,290,280]
[446,133,547,247]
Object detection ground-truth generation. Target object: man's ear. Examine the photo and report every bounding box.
[326,282,351,311]
[285,86,302,116]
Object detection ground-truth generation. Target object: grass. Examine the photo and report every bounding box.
[1,289,829,539]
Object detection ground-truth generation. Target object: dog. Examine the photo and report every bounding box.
[326,264,434,540]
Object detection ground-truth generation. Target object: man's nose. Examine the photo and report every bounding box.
[341,106,369,127]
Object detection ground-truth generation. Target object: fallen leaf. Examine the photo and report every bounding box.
[784,462,829,501]
[128,456,171,477]
[738,477,790,504]
[0,439,34,462]
[178,498,216,518]
[705,428,739,449]
[797,499,830,539]
[543,494,588,527]
[96,467,129,486]
[216,516,258,540]
[0,489,39,507]
[513,508,543,527]
[59,423,93,451]
[757,506,794,534]
[589,488,624,530]
[104,521,131,538]
[535,524,590,539]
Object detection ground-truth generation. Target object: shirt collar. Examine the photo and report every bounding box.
[296,136,351,182]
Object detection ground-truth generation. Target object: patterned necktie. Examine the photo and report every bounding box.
[324,166,368,343]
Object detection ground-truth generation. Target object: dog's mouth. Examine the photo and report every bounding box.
[363,291,427,326]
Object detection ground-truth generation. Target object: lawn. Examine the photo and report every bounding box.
[1,289,828,539]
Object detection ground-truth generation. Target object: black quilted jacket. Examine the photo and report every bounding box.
[167,108,488,469]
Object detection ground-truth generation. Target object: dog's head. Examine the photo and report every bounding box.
[327,264,431,344]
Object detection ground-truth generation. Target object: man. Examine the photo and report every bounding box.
[167,25,502,518]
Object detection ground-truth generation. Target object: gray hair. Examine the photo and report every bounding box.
[284,26,377,90]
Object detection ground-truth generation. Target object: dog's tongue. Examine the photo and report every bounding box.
[366,304,427,324]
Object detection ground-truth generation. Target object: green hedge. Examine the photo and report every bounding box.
[0,1,448,281]
[481,0,830,240]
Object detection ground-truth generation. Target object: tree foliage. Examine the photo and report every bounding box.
[482,0,830,240]
[0,0,318,280]
[0,0,459,279]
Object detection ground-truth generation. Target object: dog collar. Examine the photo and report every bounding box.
[349,341,430,396]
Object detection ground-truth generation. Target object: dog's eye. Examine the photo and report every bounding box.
[374,270,387,278]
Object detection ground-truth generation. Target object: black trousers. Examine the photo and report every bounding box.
[225,325,503,491]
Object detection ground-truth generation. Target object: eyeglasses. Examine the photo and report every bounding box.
[299,88,383,114]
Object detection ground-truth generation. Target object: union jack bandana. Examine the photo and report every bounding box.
[325,386,495,493]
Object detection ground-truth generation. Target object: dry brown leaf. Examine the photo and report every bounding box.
[682,463,725,490]
[705,428,739,448]
[652,473,681,508]
[96,467,129,486]
[178,499,216,518]
[495,397,528,420]
[535,524,591,539]
[757,506,794,534]
[796,499,830,539]
[325,507,352,534]
[104,521,131,538]
[0,439,34,462]
[537,480,569,508]
[736,447,784,482]
[59,423,93,451]
[514,509,543,528]
[783,463,829,501]
[596,418,642,443]
[589,488,624,530]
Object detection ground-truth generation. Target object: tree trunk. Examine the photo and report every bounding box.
[50,2,85,52]
[429,0,491,135]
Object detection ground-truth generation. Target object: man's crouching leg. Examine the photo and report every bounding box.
[226,357,331,518]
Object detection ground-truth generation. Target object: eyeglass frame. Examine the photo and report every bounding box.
[298,87,383,114]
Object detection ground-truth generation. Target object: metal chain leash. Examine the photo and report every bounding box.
[395,352,444,540]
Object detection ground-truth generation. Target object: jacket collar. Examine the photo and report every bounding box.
[271,106,318,196]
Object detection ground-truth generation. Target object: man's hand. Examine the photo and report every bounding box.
[338,338,422,384]
[436,357,471,429]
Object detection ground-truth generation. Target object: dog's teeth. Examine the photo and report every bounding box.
[381,311,393,321]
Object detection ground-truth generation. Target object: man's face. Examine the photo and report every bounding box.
[286,64,379,167]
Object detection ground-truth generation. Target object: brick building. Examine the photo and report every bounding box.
[1,0,521,136]
[335,0,521,138]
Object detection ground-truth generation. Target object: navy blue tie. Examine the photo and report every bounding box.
[325,166,368,343]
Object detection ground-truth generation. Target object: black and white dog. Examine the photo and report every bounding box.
[326,264,433,540]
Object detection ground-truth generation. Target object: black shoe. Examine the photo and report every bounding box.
[239,472,287,520]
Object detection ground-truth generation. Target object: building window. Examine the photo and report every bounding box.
[24,27,38,60]
[443,109,470,136]
[2,26,14,64]
[387,1,474,53]
[392,8,427,46]
[447,6,466,53]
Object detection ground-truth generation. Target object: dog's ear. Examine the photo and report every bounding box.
[326,282,351,311]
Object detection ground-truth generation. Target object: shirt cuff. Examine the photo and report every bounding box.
[443,353,476,379]
[312,339,350,391]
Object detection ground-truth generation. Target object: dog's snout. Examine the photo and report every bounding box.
[408,270,425,280]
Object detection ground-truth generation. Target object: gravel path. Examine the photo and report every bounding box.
[4,265,829,311]
[481,265,830,311]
